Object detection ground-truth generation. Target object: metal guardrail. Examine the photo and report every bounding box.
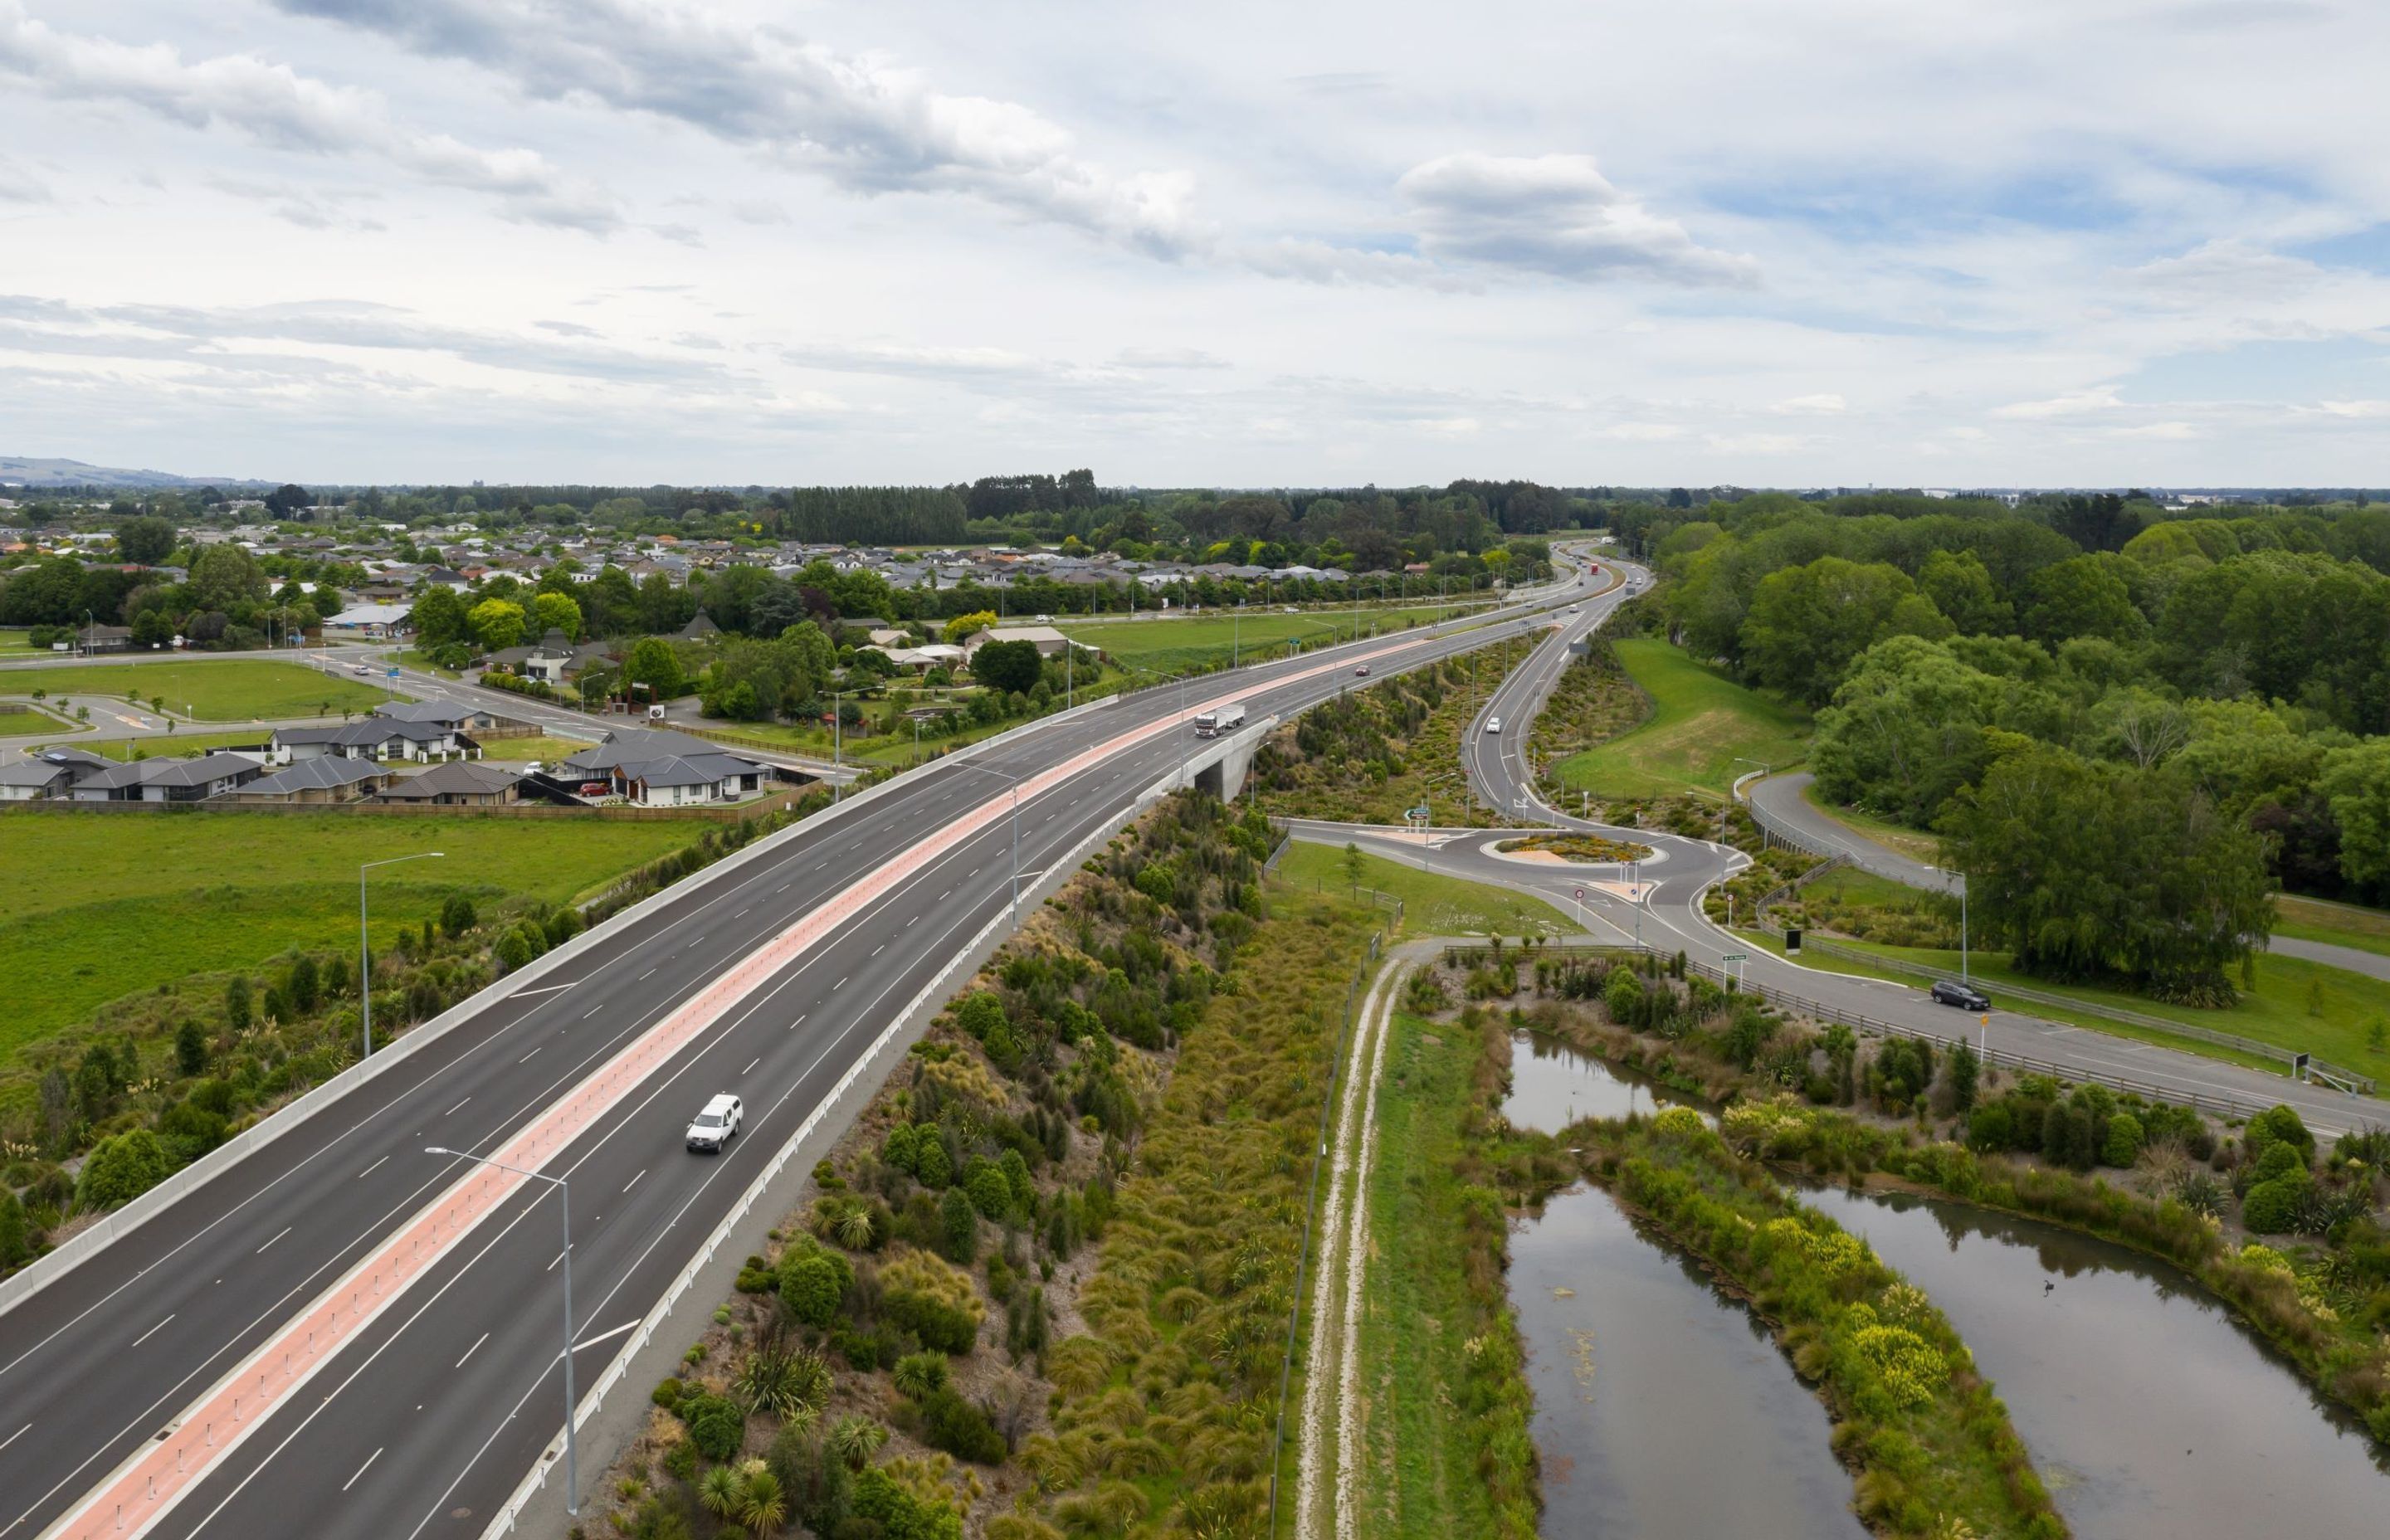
[1797,937,2377,1093]
[1433,941,2310,1123]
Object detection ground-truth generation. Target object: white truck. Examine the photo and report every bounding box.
[1193,702,1246,738]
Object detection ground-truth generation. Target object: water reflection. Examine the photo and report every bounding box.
[1501,1031,1705,1133]
[1510,1186,1866,1538]
[1802,1182,2390,1537]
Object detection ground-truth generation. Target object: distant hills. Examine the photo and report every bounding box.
[0,456,271,490]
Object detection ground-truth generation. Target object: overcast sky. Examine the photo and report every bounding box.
[3,0,2388,488]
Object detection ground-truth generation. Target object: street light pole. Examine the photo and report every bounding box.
[424,1148,577,1514]
[361,851,444,1060]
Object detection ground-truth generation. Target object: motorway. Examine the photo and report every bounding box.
[0,558,1607,1540]
[1363,556,2380,1136]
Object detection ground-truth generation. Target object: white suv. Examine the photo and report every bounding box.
[1485,716,1504,733]
[685,1094,743,1153]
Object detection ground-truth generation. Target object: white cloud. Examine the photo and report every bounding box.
[1771,392,1846,414]
[1597,422,1687,441]
[270,0,1207,258]
[1704,431,1803,454]
[1395,153,1757,286]
[1992,386,2123,419]
[2109,420,2197,440]
[0,1,617,230]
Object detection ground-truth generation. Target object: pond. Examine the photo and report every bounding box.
[1510,1184,1866,1538]
[1802,1182,2390,1537]
[1500,1031,1705,1133]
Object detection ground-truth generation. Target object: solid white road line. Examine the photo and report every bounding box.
[341,1447,381,1492]
[508,984,573,997]
[444,1096,471,1117]
[357,1157,388,1180]
[256,1227,292,1255]
[454,1333,489,1369]
[743,1057,759,1075]
[0,1425,26,1455]
[129,1314,175,1349]
[518,1047,541,1064]
[622,1169,645,1195]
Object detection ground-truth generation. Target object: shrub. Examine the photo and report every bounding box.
[880,1248,984,1355]
[77,1128,173,1211]
[919,1386,1007,1464]
[2243,1104,2315,1167]
[851,1465,963,1540]
[915,1136,954,1190]
[2241,1172,2312,1235]
[679,1393,745,1461]
[651,1377,684,1410]
[939,1186,978,1263]
[779,1249,851,1329]
[893,1351,950,1400]
[963,1161,1013,1221]
[441,894,477,936]
[2101,1113,2144,1168]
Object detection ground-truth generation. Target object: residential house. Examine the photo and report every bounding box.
[487,629,603,685]
[270,714,475,764]
[963,625,1070,660]
[71,753,266,803]
[558,727,771,807]
[0,747,112,802]
[217,757,389,804]
[377,760,524,806]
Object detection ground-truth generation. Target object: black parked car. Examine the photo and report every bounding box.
[1929,979,1990,1011]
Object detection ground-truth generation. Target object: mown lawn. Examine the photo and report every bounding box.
[2,660,400,720]
[2276,894,2390,960]
[1549,640,1809,797]
[0,628,44,655]
[1062,603,1483,674]
[41,729,276,762]
[1350,1010,1507,1538]
[1276,840,1577,938]
[0,810,715,1064]
[471,733,598,763]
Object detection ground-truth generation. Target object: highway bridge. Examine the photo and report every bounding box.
[0,553,1609,1540]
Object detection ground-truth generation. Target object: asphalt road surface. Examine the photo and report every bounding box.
[0,556,1607,1540]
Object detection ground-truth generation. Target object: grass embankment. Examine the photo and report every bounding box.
[1252,649,1534,827]
[1549,639,1809,798]
[1347,1001,1549,1538]
[1275,841,1577,939]
[0,703,75,737]
[1587,1116,2067,1538]
[1,660,399,720]
[1063,602,1485,675]
[0,811,715,1062]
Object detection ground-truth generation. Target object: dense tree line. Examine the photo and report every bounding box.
[1631,490,2390,995]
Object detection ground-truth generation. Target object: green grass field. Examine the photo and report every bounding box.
[0,811,715,1062]
[2277,894,2390,960]
[0,703,75,738]
[1,660,401,721]
[41,730,274,762]
[1352,1011,1507,1537]
[0,628,46,656]
[1549,639,1809,797]
[1061,603,1481,674]
[472,733,598,763]
[1276,841,1577,938]
[1739,929,2386,1089]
